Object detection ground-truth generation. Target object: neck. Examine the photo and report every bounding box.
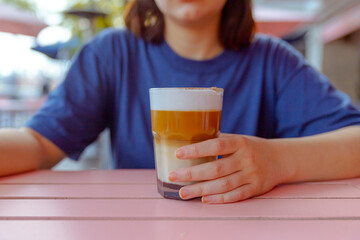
[164,15,224,61]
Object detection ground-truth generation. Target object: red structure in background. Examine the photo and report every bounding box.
[0,3,47,37]
[254,6,313,38]
[256,21,306,38]
[322,4,360,43]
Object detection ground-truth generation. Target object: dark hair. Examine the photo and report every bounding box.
[124,0,255,51]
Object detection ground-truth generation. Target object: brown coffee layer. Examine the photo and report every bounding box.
[151,110,221,141]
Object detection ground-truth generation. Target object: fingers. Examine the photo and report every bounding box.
[176,135,246,159]
[178,170,248,200]
[171,134,260,203]
[202,184,255,204]
[169,156,240,182]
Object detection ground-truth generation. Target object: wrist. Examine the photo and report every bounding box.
[268,138,299,184]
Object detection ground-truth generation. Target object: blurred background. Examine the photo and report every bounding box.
[0,0,359,170]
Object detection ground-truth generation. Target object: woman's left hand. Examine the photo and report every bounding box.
[168,133,291,204]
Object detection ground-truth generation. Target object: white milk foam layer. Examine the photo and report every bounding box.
[150,88,223,111]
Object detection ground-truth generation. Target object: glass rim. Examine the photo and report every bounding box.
[149,87,223,92]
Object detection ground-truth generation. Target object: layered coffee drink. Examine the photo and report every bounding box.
[149,88,223,200]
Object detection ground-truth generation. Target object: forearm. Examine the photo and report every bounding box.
[272,126,360,184]
[0,128,65,177]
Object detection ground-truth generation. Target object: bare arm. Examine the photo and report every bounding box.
[0,128,65,177]
[273,126,360,183]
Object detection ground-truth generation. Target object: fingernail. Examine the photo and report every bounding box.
[175,148,185,159]
[180,188,191,199]
[202,196,213,204]
[168,171,177,182]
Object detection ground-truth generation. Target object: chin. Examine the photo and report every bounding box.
[156,0,226,24]
[180,10,203,22]
[178,0,202,2]
[173,6,208,23]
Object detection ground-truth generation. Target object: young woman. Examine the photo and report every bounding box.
[1,0,360,204]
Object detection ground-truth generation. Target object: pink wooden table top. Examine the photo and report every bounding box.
[1,170,360,240]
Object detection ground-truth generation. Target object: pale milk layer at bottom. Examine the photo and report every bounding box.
[154,138,216,185]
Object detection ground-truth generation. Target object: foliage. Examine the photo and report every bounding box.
[0,0,36,11]
[1,0,128,58]
[63,0,127,44]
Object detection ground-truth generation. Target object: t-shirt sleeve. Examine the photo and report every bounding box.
[25,42,111,160]
[273,39,360,137]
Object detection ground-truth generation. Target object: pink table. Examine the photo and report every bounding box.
[1,170,360,240]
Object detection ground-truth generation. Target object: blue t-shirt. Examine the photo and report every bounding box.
[26,28,360,169]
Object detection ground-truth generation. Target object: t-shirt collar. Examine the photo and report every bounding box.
[159,39,238,74]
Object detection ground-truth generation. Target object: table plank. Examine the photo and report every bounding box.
[1,199,360,220]
[1,183,360,199]
[2,170,360,187]
[0,184,160,199]
[0,170,156,184]
[1,220,360,240]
